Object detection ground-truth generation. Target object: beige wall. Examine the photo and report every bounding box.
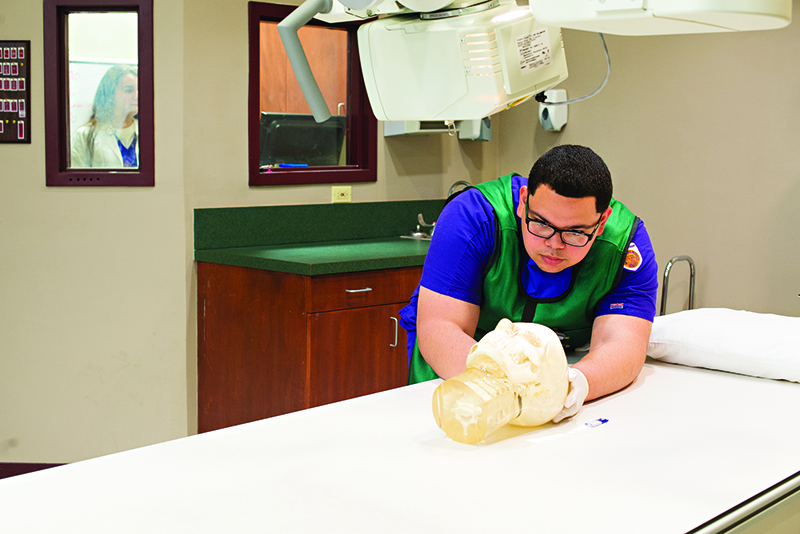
[1,0,187,463]
[183,0,498,210]
[0,0,495,464]
[1,0,798,463]
[499,19,800,316]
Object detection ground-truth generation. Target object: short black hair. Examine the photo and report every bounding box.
[527,145,613,213]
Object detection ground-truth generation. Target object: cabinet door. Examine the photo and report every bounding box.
[309,303,409,407]
[197,262,309,433]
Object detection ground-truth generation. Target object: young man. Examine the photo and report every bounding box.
[399,145,658,421]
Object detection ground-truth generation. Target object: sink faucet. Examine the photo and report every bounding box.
[448,180,471,197]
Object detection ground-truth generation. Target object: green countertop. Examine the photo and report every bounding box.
[194,200,445,276]
[195,236,431,276]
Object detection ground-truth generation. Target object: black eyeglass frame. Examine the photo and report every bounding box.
[524,196,603,247]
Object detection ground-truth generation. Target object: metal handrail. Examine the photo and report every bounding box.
[448,180,471,197]
[659,255,696,316]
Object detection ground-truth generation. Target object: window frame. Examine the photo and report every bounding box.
[248,2,377,186]
[43,0,154,187]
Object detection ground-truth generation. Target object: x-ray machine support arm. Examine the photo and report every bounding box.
[277,0,334,123]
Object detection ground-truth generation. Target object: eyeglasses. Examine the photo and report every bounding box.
[524,197,602,247]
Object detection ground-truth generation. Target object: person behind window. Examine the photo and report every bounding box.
[71,65,139,168]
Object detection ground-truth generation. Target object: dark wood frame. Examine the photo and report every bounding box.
[43,0,154,187]
[247,2,377,186]
[0,463,64,480]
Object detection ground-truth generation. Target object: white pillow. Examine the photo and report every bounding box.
[648,308,800,383]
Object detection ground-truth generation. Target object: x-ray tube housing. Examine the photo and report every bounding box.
[357,2,568,121]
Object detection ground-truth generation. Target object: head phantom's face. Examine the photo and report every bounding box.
[467,319,569,426]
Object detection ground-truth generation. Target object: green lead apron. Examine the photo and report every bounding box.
[408,174,639,384]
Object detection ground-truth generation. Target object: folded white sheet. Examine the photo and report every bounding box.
[648,308,800,382]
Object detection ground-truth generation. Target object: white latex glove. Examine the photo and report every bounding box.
[552,368,589,423]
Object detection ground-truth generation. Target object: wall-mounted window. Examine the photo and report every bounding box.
[44,0,154,186]
[248,2,377,186]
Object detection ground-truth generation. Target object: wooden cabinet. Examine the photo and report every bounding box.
[197,262,421,433]
[259,21,347,115]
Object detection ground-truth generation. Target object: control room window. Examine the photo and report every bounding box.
[248,2,377,186]
[44,0,154,186]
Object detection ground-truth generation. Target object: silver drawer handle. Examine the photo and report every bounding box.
[345,287,372,293]
[390,316,398,347]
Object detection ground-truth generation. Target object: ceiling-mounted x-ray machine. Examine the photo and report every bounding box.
[278,0,792,123]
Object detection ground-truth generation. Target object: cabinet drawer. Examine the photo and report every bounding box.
[307,266,422,312]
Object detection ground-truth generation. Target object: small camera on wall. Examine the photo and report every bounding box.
[538,89,568,132]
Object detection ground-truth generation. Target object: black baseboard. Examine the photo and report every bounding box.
[0,463,64,480]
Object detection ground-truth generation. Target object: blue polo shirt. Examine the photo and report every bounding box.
[399,176,658,359]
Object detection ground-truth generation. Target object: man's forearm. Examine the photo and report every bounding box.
[416,286,481,379]
[417,322,477,379]
[573,314,652,401]
[573,351,644,401]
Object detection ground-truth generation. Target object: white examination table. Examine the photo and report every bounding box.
[1,360,799,533]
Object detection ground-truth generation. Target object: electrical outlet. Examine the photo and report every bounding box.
[332,186,352,203]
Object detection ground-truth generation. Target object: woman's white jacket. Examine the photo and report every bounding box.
[70,120,139,168]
